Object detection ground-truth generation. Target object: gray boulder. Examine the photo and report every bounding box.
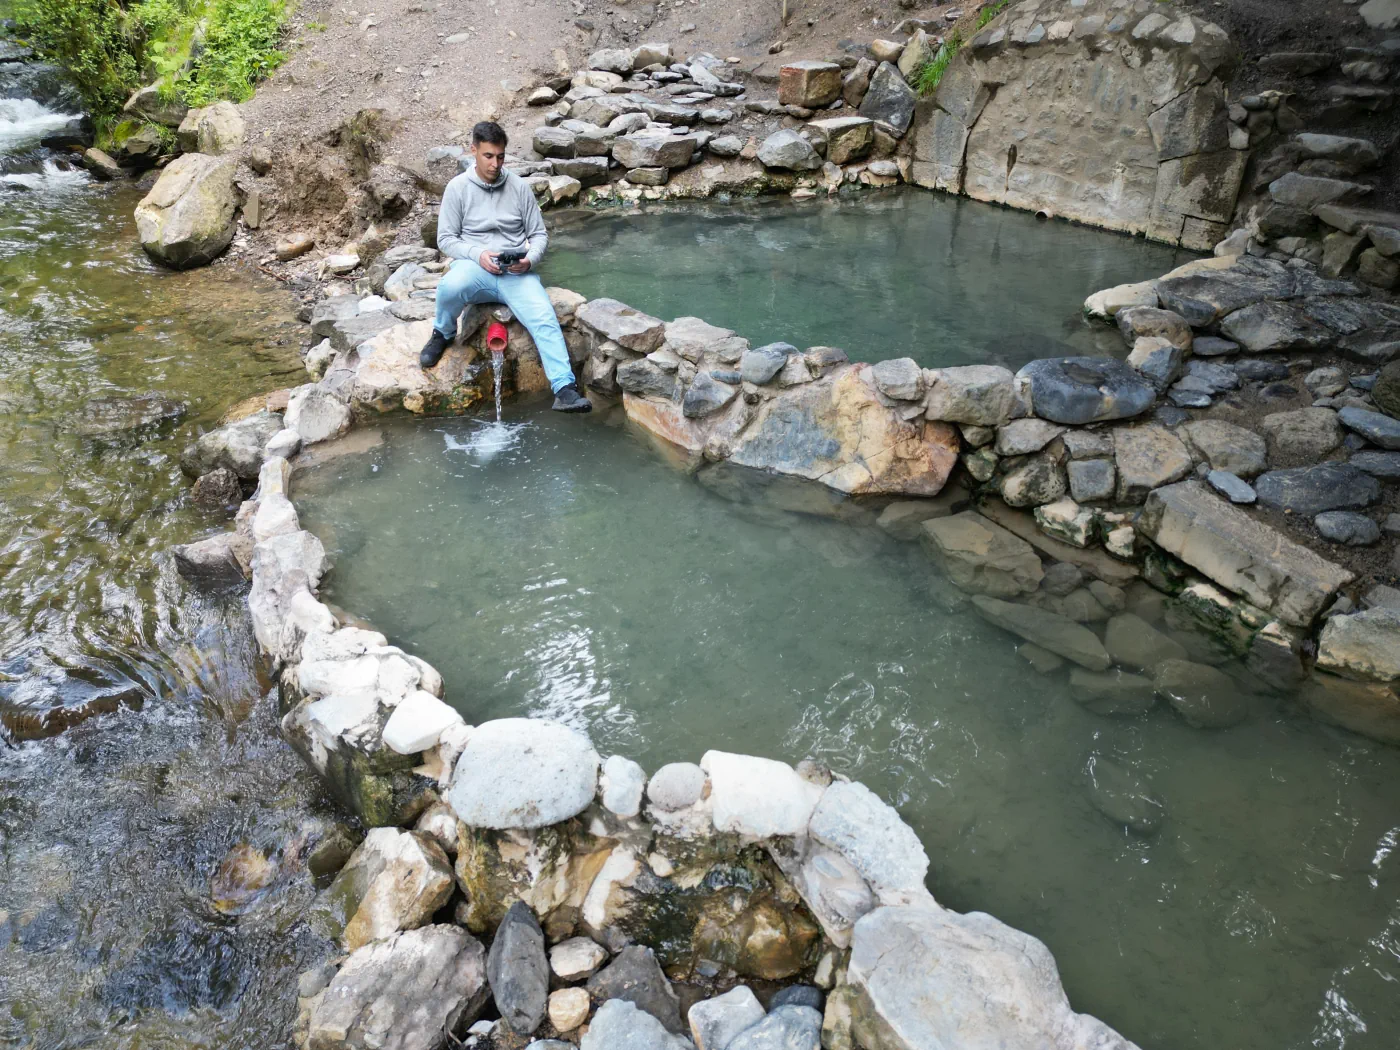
[617,358,681,401]
[1219,300,1333,352]
[647,762,707,811]
[1259,408,1342,463]
[1317,607,1400,682]
[134,153,239,269]
[1179,420,1267,478]
[1113,424,1193,502]
[809,780,928,900]
[728,1005,821,1050]
[857,62,917,135]
[581,999,695,1050]
[1315,511,1380,545]
[191,467,242,507]
[487,901,549,1035]
[871,357,923,400]
[921,513,1044,598]
[172,533,245,587]
[614,130,700,169]
[304,925,488,1050]
[740,342,797,384]
[1086,755,1164,835]
[847,906,1137,1050]
[577,298,666,352]
[1117,307,1192,350]
[1349,451,1400,477]
[586,946,684,1034]
[180,411,282,479]
[1017,357,1155,425]
[924,365,1018,426]
[688,986,765,1050]
[684,372,739,418]
[1254,464,1380,516]
[756,129,823,171]
[444,718,600,829]
[1068,669,1157,717]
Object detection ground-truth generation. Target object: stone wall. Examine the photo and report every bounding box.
[911,0,1246,251]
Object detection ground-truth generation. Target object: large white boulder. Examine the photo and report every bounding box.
[700,751,824,838]
[445,718,600,829]
[134,153,240,269]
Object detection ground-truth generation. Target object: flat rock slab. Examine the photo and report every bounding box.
[1254,463,1380,516]
[1139,482,1353,627]
[847,906,1139,1050]
[1153,659,1249,728]
[576,298,666,352]
[445,718,600,829]
[1017,357,1155,425]
[1339,406,1400,449]
[970,596,1112,670]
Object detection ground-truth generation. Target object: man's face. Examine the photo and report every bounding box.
[473,140,505,182]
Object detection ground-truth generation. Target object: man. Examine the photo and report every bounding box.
[420,120,591,413]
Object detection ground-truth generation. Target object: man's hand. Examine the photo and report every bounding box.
[479,249,502,275]
[507,258,531,274]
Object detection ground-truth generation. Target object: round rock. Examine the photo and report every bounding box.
[1016,357,1156,425]
[1315,510,1381,546]
[445,718,600,829]
[647,762,707,811]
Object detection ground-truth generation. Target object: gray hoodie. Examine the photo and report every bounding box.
[436,168,548,268]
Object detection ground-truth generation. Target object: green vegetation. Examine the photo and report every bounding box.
[912,0,1013,96]
[9,0,289,120]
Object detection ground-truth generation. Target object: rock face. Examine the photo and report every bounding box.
[848,906,1140,1050]
[1140,482,1353,627]
[446,718,600,829]
[303,925,488,1050]
[134,154,239,269]
[911,0,1242,250]
[726,366,959,496]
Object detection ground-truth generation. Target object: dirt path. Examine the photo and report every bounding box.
[241,0,951,167]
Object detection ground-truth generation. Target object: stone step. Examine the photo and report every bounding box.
[1138,481,1353,628]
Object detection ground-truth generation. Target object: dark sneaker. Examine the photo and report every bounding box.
[552,382,592,413]
[419,328,452,369]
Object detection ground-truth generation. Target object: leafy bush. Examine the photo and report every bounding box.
[10,0,287,118]
[184,0,287,106]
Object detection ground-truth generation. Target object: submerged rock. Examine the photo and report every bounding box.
[1086,755,1164,835]
[1153,659,1249,728]
[921,512,1043,598]
[180,410,282,479]
[1069,669,1157,717]
[970,596,1111,671]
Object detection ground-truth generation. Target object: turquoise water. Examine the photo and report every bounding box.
[298,405,1400,1050]
[542,193,1192,369]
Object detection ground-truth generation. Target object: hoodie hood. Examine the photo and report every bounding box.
[466,167,507,191]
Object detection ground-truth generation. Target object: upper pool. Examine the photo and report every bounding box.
[541,193,1192,369]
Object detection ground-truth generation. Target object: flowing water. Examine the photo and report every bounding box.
[543,193,1191,369]
[0,95,336,1047]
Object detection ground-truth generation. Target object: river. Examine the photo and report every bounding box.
[0,92,336,1049]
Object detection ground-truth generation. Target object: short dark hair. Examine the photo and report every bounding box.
[472,121,508,147]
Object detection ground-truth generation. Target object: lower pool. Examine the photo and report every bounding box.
[297,405,1400,1050]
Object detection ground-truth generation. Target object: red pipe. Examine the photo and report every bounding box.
[486,322,508,353]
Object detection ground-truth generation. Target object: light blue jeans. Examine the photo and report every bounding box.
[433,258,575,393]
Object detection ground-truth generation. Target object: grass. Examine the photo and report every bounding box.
[912,0,1014,96]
